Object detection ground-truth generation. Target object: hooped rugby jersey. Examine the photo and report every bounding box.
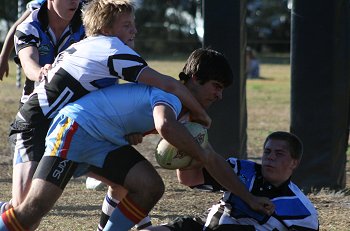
[17,35,148,125]
[14,1,85,104]
[199,158,319,231]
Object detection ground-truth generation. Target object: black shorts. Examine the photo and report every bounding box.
[88,145,147,185]
[9,115,51,164]
[163,217,204,231]
[34,145,146,189]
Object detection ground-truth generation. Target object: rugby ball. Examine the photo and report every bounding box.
[155,122,208,170]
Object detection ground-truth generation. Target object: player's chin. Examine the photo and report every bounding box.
[203,101,213,109]
[62,11,76,21]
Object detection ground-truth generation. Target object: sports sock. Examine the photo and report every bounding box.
[0,208,28,231]
[97,193,152,231]
[103,195,147,231]
[0,202,8,214]
[135,216,152,230]
[97,192,119,231]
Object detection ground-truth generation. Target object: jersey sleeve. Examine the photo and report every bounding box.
[107,49,148,82]
[149,87,182,119]
[14,12,40,53]
[26,0,45,11]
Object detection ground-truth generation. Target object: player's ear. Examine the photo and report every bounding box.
[290,158,300,171]
[100,27,110,36]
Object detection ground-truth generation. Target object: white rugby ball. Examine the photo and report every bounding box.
[155,122,208,170]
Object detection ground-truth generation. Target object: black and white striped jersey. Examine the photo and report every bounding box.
[198,158,319,231]
[14,2,85,104]
[17,35,148,125]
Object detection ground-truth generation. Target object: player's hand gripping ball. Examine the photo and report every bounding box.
[155,122,208,170]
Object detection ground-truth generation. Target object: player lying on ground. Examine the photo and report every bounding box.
[141,131,319,231]
[0,48,274,231]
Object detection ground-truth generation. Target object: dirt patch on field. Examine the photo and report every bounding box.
[0,134,349,230]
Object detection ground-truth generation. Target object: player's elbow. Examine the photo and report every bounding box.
[177,169,203,187]
[155,119,174,139]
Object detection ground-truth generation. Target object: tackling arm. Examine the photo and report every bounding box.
[153,104,275,216]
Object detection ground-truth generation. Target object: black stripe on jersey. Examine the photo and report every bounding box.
[45,88,73,118]
[206,204,224,229]
[15,30,40,43]
[235,159,242,174]
[15,31,39,52]
[19,68,89,123]
[23,78,35,98]
[44,68,90,117]
[56,32,71,56]
[107,54,147,82]
[44,30,57,54]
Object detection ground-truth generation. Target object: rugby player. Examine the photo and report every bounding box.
[0,48,274,231]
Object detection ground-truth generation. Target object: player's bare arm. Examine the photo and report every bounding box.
[18,46,46,82]
[0,10,31,80]
[153,104,274,215]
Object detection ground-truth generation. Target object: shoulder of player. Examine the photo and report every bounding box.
[26,0,45,11]
[16,11,41,36]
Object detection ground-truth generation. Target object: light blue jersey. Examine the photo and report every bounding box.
[45,83,182,169]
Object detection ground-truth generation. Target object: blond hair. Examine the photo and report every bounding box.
[82,0,135,36]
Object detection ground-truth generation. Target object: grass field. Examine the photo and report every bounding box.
[0,59,349,230]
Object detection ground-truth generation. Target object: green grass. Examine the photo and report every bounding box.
[246,63,291,157]
[0,63,22,155]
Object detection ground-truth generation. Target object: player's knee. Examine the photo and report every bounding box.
[129,168,164,202]
[147,173,165,201]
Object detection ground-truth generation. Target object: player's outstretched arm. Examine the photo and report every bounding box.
[0,10,31,80]
[138,67,211,128]
[153,105,274,216]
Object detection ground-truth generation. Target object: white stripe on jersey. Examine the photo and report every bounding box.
[13,133,30,164]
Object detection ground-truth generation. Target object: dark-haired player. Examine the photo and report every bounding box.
[142,131,319,231]
[0,48,274,231]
